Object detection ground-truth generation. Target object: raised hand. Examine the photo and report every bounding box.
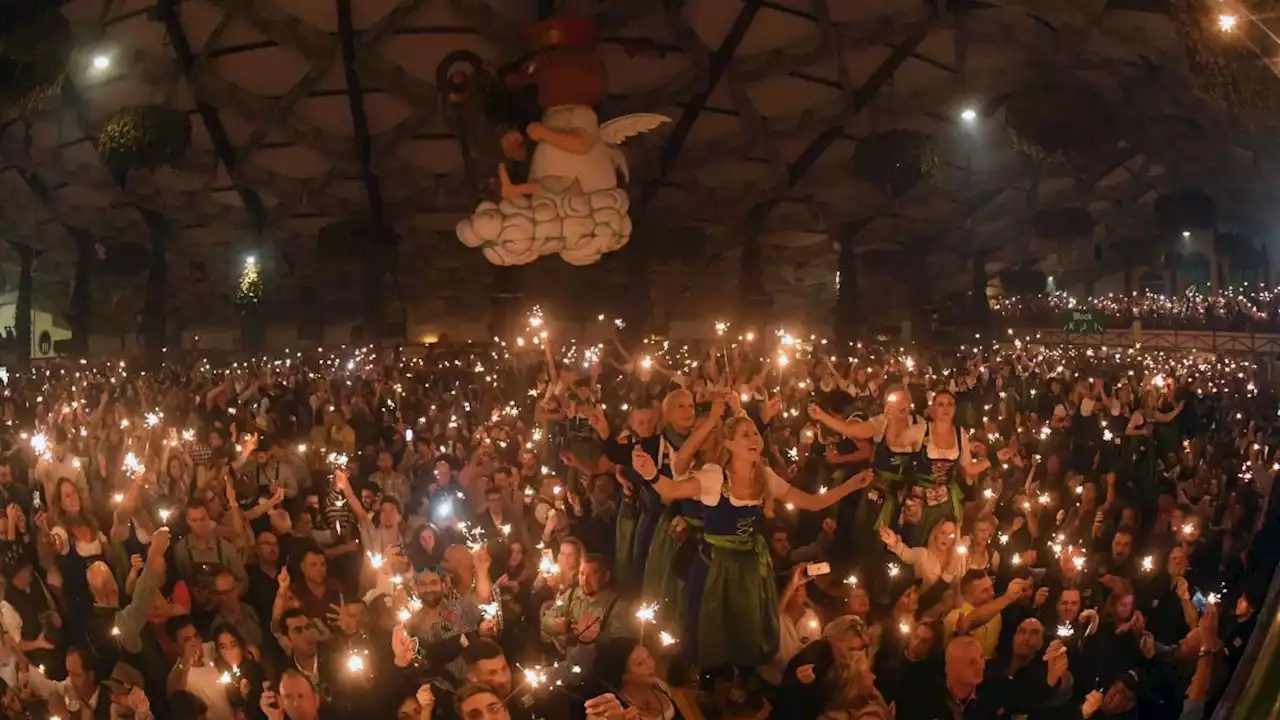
[631,446,657,481]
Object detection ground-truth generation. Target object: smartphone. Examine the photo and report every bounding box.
[1191,590,1207,613]
[541,548,555,564]
[806,562,831,577]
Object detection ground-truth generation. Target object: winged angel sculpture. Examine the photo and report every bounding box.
[456,18,669,266]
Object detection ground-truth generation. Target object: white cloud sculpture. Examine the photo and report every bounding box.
[455,181,633,266]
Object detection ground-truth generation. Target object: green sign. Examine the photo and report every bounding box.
[1064,310,1105,334]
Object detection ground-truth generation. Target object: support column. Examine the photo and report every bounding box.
[739,208,768,328]
[970,250,990,331]
[834,229,859,345]
[361,243,387,347]
[12,244,33,370]
[69,231,92,358]
[139,209,168,367]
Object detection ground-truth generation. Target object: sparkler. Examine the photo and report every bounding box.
[1141,555,1154,572]
[887,563,900,577]
[1056,623,1074,638]
[123,452,145,476]
[636,601,658,640]
[658,631,677,647]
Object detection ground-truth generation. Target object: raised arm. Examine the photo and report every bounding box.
[778,469,873,512]
[115,527,171,654]
[807,404,878,440]
[333,469,370,527]
[631,446,701,502]
[672,398,725,477]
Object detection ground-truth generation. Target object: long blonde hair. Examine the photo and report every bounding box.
[716,415,774,517]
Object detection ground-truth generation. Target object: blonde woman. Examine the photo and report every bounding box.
[634,414,871,706]
[819,652,893,720]
[877,518,963,590]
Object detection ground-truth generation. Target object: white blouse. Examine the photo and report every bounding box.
[693,464,792,507]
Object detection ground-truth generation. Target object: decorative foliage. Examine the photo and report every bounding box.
[97,106,192,178]
[236,257,262,307]
[1005,81,1115,163]
[0,4,70,114]
[851,130,939,197]
[1173,0,1280,126]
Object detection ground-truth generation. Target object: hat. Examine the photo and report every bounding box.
[103,661,145,694]
[524,17,600,52]
[823,615,869,642]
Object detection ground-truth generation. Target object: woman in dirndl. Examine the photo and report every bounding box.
[639,390,698,625]
[634,413,870,713]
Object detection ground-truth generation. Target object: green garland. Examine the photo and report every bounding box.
[1005,81,1115,163]
[1174,0,1280,126]
[98,105,192,177]
[0,7,69,113]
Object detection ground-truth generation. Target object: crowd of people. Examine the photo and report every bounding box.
[990,286,1279,330]
[0,324,1274,720]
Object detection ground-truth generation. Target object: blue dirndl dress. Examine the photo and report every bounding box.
[683,466,779,669]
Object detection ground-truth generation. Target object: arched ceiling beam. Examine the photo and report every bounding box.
[157,0,269,235]
[336,0,387,239]
[634,0,764,212]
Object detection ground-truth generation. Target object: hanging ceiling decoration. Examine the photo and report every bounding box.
[1005,80,1116,164]
[455,17,669,267]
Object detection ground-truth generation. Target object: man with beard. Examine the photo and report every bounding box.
[402,568,495,687]
[542,554,625,672]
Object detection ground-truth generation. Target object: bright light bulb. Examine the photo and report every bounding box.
[959,107,977,122]
[92,55,111,70]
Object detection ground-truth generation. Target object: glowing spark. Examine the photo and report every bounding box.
[636,602,658,623]
[1141,556,1153,572]
[1219,13,1237,32]
[659,631,677,646]
[887,563,900,577]
[1056,623,1074,638]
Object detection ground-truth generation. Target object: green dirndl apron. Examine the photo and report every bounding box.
[615,494,639,589]
[697,533,778,668]
[641,504,687,620]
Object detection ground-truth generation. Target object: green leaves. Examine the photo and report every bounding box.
[97,105,192,178]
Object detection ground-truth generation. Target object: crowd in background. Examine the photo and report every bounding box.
[0,326,1272,720]
[990,286,1280,330]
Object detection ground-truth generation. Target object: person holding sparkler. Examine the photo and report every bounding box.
[633,413,870,713]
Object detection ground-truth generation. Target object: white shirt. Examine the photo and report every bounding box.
[693,464,792,507]
[760,608,823,685]
[181,642,235,720]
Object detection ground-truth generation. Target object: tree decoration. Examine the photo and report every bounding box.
[0,4,70,114]
[1173,0,1280,126]
[236,256,262,307]
[850,129,939,197]
[97,105,192,178]
[1004,81,1115,163]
